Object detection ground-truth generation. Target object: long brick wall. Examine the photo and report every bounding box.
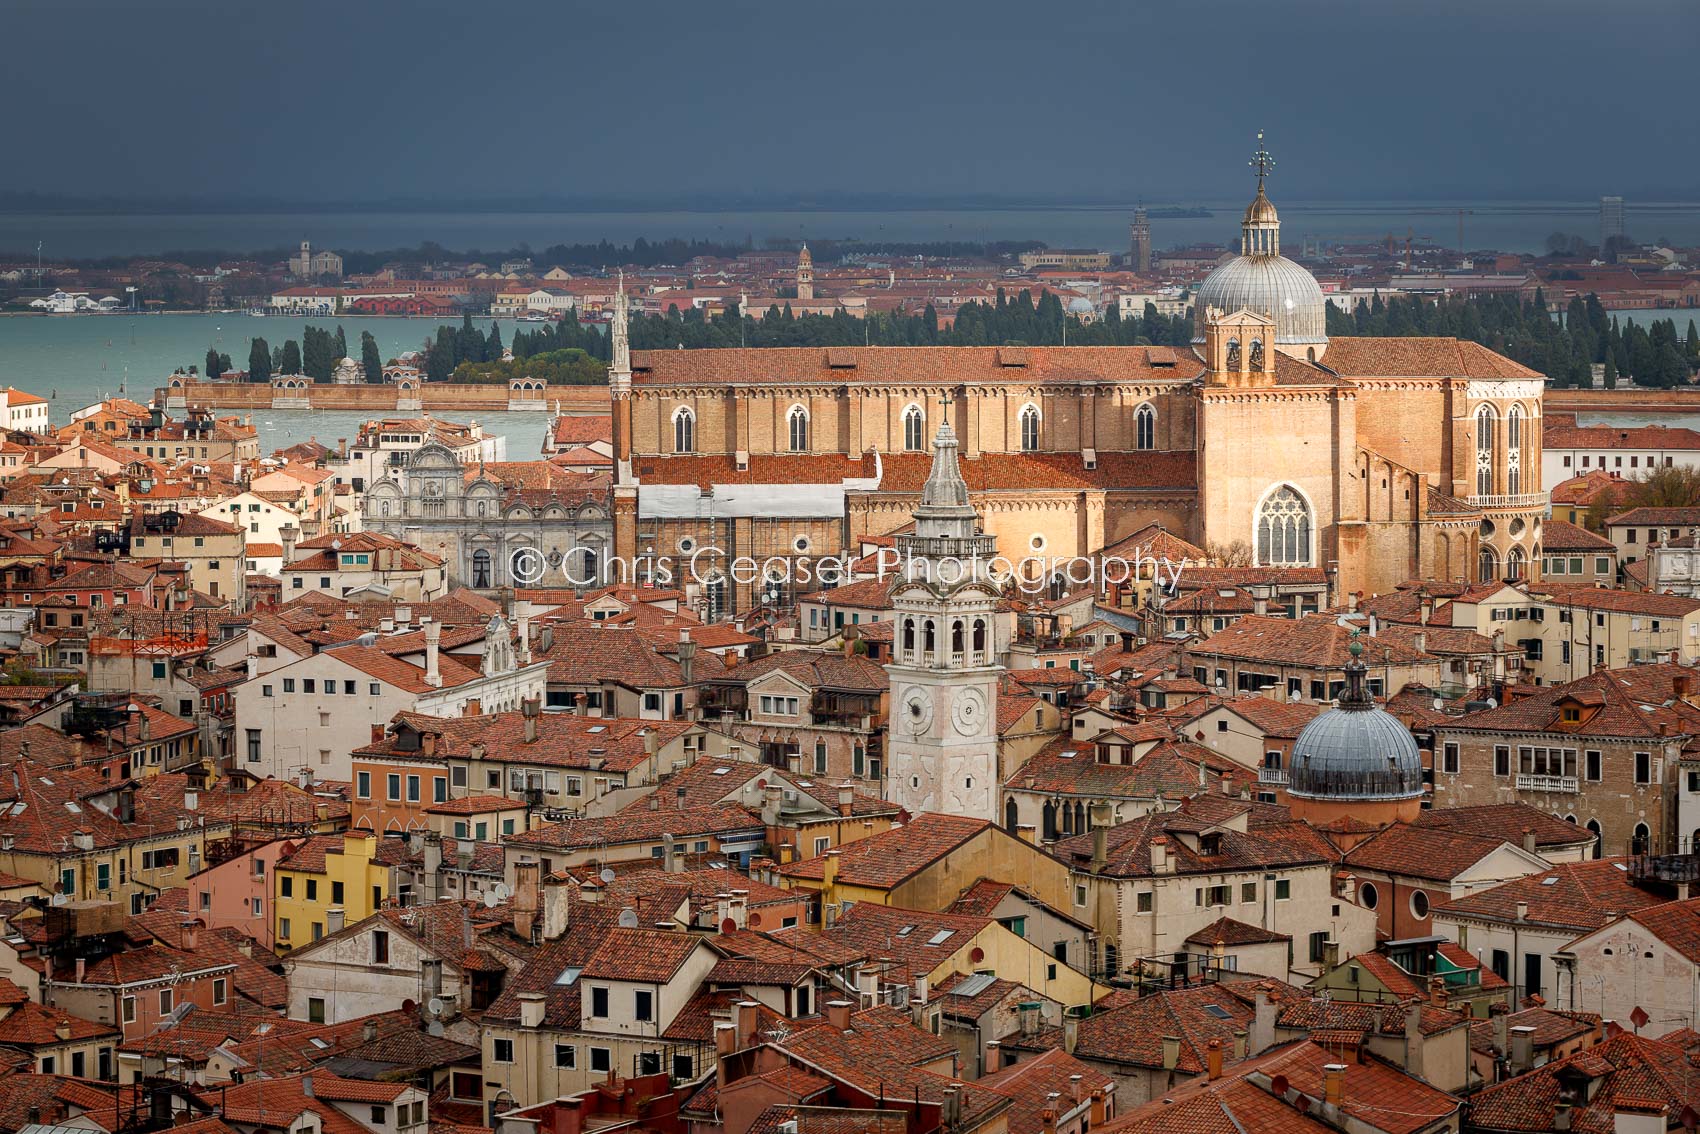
[162,382,611,413]
[1547,389,1700,416]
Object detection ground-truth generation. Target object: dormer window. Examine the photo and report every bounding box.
[1561,706,1581,724]
[1199,833,1222,857]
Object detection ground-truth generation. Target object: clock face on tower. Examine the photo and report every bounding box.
[902,688,933,735]
[952,687,987,736]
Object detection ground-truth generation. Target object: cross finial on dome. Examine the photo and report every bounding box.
[1250,130,1275,189]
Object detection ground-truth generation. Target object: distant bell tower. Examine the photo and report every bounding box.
[885,395,1004,821]
[608,270,632,480]
[1129,207,1151,274]
[609,270,639,575]
[796,243,814,301]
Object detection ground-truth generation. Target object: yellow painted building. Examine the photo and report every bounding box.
[273,831,401,951]
[775,813,1075,914]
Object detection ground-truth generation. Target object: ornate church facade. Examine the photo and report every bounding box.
[606,151,1547,615]
[363,444,613,590]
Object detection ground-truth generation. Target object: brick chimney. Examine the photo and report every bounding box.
[825,999,853,1031]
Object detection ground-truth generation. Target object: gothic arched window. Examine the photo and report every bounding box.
[1506,546,1526,581]
[1256,485,1312,566]
[788,405,809,452]
[902,404,925,452]
[1135,403,1155,451]
[1019,404,1040,453]
[1478,546,1499,583]
[1506,404,1523,496]
[673,406,695,454]
[1475,405,1496,497]
[1004,798,1019,833]
[471,549,491,589]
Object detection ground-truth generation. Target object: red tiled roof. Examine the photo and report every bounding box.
[779,813,996,887]
[1432,858,1663,932]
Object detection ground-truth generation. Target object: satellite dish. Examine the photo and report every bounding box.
[427,997,445,1018]
[599,867,616,884]
[617,908,639,929]
[492,882,511,901]
[1271,1074,1290,1096]
[482,890,500,908]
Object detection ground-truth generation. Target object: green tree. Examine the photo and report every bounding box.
[280,339,303,375]
[486,322,504,361]
[360,331,383,383]
[334,324,349,361]
[1602,352,1617,389]
[1626,465,1700,509]
[248,337,271,383]
[205,347,223,380]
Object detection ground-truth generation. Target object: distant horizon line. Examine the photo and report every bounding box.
[0,191,1695,218]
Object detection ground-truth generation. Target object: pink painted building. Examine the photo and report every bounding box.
[186,838,297,950]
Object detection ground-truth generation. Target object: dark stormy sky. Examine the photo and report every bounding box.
[4,0,1696,207]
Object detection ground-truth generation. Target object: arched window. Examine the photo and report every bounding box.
[788,405,809,452]
[471,549,492,589]
[972,618,987,662]
[1586,818,1602,859]
[1042,801,1059,842]
[1633,822,1651,856]
[1019,404,1041,452]
[902,404,925,452]
[1256,485,1312,566]
[923,619,937,660]
[1004,798,1019,834]
[1479,546,1499,583]
[951,620,965,659]
[1475,405,1496,497]
[1507,404,1523,496]
[1135,403,1156,451]
[673,406,695,454]
[901,618,916,659]
[1506,546,1526,581]
[570,545,599,586]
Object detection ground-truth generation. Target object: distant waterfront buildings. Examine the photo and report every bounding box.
[287,240,343,280]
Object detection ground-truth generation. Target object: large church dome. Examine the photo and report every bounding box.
[1287,641,1424,805]
[1192,144,1329,356]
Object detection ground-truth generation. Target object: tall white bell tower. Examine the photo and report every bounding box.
[884,395,1003,820]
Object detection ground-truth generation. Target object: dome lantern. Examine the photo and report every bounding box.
[1192,131,1328,357]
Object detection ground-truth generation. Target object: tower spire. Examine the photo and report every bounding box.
[610,270,631,390]
[917,392,969,513]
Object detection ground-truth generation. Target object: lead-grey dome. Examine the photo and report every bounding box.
[1192,254,1329,349]
[1287,657,1424,802]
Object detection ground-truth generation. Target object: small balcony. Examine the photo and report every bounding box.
[1516,773,1578,794]
[1468,492,1549,511]
[1258,767,1289,785]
